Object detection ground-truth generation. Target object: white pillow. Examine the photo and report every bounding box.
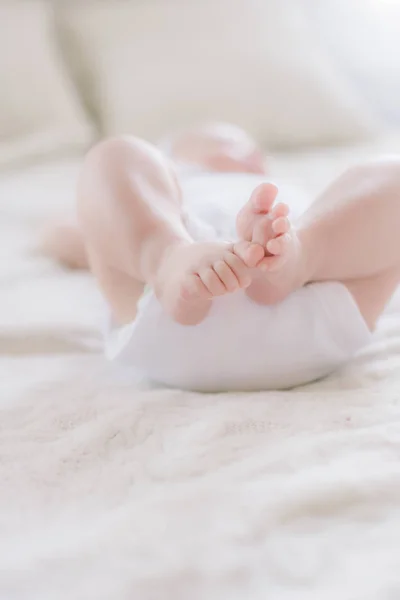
[58,0,381,149]
[0,1,94,168]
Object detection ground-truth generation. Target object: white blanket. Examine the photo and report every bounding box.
[1,141,400,599]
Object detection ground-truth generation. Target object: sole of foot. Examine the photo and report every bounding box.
[154,239,266,324]
[236,182,304,304]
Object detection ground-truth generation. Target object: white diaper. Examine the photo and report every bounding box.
[104,171,372,391]
[106,281,370,392]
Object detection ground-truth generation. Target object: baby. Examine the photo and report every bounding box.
[45,123,400,391]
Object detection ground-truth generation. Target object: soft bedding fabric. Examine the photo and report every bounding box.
[1,138,400,599]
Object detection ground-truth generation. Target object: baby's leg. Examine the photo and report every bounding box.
[41,122,265,270]
[297,158,400,329]
[237,158,400,330]
[78,136,265,326]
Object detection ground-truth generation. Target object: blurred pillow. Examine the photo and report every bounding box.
[58,0,381,148]
[0,1,94,169]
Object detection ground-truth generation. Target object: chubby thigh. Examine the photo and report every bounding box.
[105,281,371,392]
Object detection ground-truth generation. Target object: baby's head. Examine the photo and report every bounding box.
[163,122,268,175]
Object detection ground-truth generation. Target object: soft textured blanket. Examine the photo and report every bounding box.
[1,146,400,599]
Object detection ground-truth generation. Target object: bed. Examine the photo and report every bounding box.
[3,0,400,595]
[2,133,400,599]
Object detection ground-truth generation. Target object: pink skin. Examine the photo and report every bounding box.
[153,239,267,325]
[41,125,400,334]
[75,135,273,327]
[165,122,268,175]
[236,182,302,304]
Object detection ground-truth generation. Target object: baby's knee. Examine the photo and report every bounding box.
[78,135,157,211]
[82,135,150,177]
[347,156,400,187]
[77,136,138,225]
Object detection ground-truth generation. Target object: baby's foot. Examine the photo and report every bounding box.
[154,240,265,325]
[236,183,305,304]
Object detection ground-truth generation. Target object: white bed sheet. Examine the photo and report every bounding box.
[1,137,400,599]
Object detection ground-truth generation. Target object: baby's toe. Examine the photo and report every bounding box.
[272,216,290,235]
[236,183,278,241]
[266,233,291,256]
[271,202,290,219]
[252,215,274,246]
[181,274,210,300]
[224,252,252,288]
[199,267,226,296]
[250,182,278,213]
[258,254,287,273]
[213,260,239,292]
[233,240,264,268]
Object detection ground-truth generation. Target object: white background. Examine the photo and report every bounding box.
[305,0,400,124]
